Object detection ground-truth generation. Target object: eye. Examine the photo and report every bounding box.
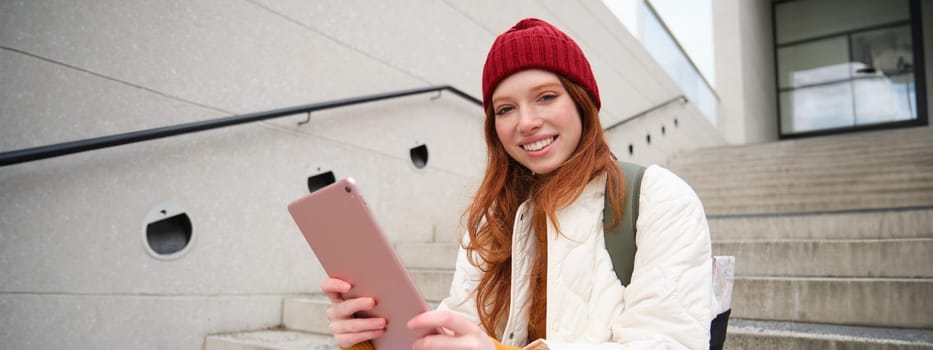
[539,93,557,102]
[495,105,514,116]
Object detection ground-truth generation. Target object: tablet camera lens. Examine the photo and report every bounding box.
[345,186,351,193]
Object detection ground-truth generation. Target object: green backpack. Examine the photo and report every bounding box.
[602,161,645,286]
[602,161,730,349]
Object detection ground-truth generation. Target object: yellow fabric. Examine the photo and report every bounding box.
[339,341,375,350]
[493,337,524,350]
[341,337,522,350]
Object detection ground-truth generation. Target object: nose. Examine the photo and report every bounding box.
[517,106,543,135]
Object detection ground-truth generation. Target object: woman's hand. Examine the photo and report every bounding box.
[321,278,386,348]
[407,310,495,350]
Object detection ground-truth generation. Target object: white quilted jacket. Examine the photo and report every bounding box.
[438,165,715,349]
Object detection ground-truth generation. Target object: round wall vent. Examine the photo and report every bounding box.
[142,203,195,260]
[410,142,429,170]
[307,164,336,193]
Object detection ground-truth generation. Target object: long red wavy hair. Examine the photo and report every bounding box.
[464,74,625,336]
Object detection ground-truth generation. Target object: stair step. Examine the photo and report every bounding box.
[415,271,933,329]
[726,319,933,350]
[670,145,933,169]
[697,182,933,199]
[733,277,933,328]
[685,128,931,151]
[669,128,932,163]
[397,242,459,270]
[205,329,337,350]
[681,163,933,196]
[410,268,454,302]
[678,167,933,193]
[702,191,933,215]
[282,295,331,334]
[708,207,933,241]
[695,185,933,209]
[672,151,933,173]
[280,294,440,336]
[675,159,933,177]
[713,239,933,278]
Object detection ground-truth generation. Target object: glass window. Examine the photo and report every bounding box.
[774,0,922,136]
[853,76,916,125]
[777,37,850,88]
[775,0,909,45]
[851,25,914,77]
[642,3,718,126]
[780,83,855,133]
[850,25,917,125]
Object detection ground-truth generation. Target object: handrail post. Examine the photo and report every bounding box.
[604,95,687,132]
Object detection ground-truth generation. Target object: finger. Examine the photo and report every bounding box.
[326,297,376,321]
[407,310,477,336]
[335,329,386,349]
[321,278,352,303]
[412,334,452,350]
[412,333,487,350]
[329,316,387,335]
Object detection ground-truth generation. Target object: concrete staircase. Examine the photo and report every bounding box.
[203,251,457,349]
[204,294,337,349]
[667,127,933,349]
[205,127,933,349]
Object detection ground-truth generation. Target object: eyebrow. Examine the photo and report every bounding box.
[531,81,562,92]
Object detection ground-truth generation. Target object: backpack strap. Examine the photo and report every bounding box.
[603,161,646,287]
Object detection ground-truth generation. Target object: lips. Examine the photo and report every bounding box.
[521,136,556,152]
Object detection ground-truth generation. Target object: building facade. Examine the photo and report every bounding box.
[0,0,930,349]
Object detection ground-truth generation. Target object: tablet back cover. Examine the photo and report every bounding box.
[288,178,433,349]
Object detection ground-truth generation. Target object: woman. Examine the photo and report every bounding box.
[323,18,714,350]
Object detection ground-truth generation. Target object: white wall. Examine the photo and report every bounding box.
[924,0,933,130]
[713,0,779,145]
[0,1,723,348]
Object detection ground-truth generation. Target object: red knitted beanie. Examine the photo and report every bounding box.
[482,18,600,110]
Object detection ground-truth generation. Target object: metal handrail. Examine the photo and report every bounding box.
[603,95,687,131]
[0,85,480,167]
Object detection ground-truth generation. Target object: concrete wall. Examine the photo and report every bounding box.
[0,1,722,349]
[924,0,933,130]
[714,0,779,145]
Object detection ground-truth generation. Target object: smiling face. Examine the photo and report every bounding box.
[491,69,583,175]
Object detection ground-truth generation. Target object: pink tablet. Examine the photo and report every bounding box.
[288,178,434,349]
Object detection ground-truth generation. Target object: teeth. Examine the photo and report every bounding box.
[522,137,555,151]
